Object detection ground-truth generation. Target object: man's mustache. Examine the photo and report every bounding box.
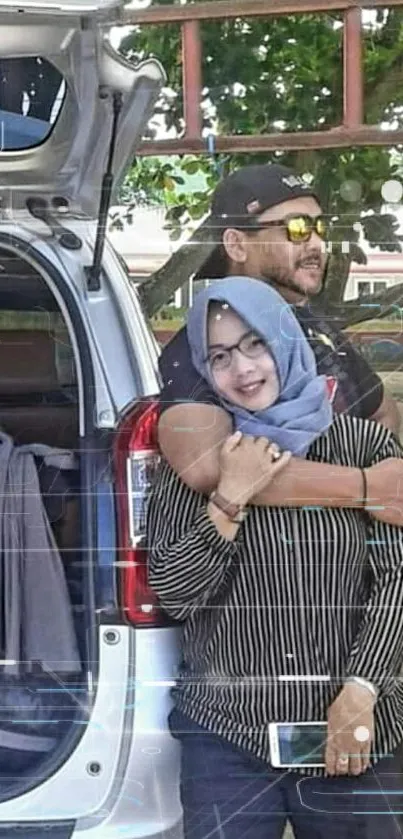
[296,251,325,268]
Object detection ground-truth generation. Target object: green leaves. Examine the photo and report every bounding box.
[361,213,403,252]
[115,153,219,237]
[118,6,403,318]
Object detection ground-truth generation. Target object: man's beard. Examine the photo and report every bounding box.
[261,256,326,299]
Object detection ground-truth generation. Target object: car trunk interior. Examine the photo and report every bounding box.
[0,246,90,794]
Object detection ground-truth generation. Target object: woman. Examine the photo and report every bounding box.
[148,277,403,839]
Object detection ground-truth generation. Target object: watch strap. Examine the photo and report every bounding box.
[209,490,246,522]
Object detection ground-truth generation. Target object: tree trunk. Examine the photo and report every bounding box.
[322,251,351,305]
[321,242,367,306]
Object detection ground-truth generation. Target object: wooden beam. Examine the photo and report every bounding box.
[343,7,363,128]
[182,20,202,139]
[123,0,403,26]
[136,127,403,156]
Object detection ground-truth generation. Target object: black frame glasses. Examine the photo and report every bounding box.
[206,331,267,372]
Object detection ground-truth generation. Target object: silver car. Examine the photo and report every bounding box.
[0,1,182,836]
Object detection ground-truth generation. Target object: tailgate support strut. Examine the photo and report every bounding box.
[86,91,123,292]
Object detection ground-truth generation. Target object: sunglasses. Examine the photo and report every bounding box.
[249,213,329,244]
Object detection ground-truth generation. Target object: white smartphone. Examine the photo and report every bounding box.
[269,721,327,768]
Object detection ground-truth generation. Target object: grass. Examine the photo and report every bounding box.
[346,319,403,332]
[151,319,184,331]
[150,317,402,333]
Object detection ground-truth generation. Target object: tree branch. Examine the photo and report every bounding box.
[322,282,403,328]
[139,216,216,317]
[323,244,367,304]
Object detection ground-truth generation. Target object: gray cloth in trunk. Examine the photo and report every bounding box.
[0,432,81,675]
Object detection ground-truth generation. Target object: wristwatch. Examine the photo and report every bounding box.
[209,490,247,523]
[345,675,379,700]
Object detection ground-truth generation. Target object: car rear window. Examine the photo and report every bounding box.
[0,57,65,150]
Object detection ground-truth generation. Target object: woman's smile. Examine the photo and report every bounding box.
[235,379,267,401]
[208,305,280,411]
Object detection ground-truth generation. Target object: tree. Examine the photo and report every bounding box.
[119,5,403,321]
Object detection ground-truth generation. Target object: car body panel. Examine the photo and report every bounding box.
[0,24,165,215]
[0,0,129,15]
[0,6,181,834]
[0,220,182,837]
[73,627,182,838]
[0,627,182,830]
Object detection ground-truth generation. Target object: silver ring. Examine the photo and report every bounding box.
[338,755,349,764]
[272,450,282,461]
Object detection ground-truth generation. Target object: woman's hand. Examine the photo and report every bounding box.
[325,682,375,777]
[218,431,291,506]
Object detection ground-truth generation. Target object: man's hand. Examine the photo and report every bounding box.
[365,458,403,526]
[325,683,375,777]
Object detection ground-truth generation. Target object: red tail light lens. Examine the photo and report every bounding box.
[114,398,167,626]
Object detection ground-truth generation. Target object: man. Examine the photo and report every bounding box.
[158,162,403,525]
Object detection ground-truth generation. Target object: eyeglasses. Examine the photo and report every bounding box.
[250,213,329,244]
[207,331,267,372]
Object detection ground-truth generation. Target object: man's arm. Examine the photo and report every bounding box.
[370,391,401,435]
[158,403,230,494]
[159,403,362,506]
[158,402,403,525]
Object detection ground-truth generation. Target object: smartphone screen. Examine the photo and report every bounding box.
[276,723,327,767]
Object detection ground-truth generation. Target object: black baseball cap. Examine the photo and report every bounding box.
[197,163,319,279]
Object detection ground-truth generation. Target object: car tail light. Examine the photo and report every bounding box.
[114,398,168,627]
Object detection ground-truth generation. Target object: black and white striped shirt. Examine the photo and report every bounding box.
[147,413,403,775]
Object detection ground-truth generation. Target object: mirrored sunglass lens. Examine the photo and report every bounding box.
[316,218,328,239]
[287,216,310,241]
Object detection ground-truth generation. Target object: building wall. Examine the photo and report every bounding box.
[345,253,403,301]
